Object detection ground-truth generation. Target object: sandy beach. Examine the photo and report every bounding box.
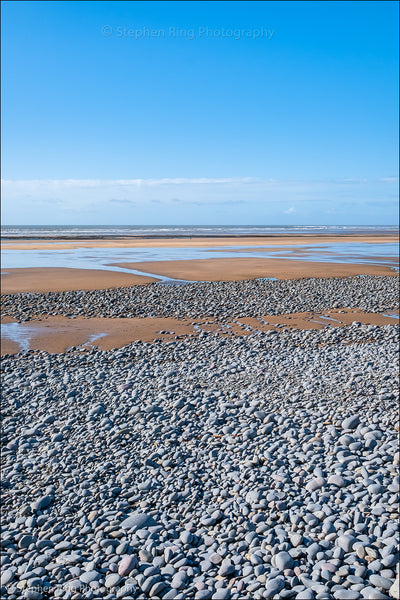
[2,238,399,600]
[2,1,399,595]
[1,315,198,354]
[1,308,398,355]
[2,232,398,294]
[112,257,397,282]
[1,233,398,251]
[2,234,398,356]
[0,267,158,294]
[1,259,396,295]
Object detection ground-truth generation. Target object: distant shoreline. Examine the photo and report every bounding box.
[1,231,398,241]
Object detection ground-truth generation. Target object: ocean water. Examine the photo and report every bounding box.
[1,242,398,277]
[1,224,398,238]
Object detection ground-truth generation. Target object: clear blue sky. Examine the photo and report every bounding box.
[1,1,398,225]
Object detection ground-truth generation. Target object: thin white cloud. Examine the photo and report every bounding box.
[2,176,398,188]
[1,177,258,188]
[3,176,398,189]
[1,176,398,224]
[2,176,397,201]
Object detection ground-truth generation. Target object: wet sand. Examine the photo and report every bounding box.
[2,258,397,295]
[2,236,398,354]
[112,257,397,281]
[208,247,399,262]
[2,233,398,251]
[2,233,398,293]
[1,267,158,294]
[1,316,198,354]
[1,309,398,355]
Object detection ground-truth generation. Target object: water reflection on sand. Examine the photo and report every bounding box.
[2,242,399,278]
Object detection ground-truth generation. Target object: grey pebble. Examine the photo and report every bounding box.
[1,276,398,600]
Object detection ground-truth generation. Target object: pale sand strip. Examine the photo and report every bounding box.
[111,257,397,281]
[2,233,398,251]
[1,309,398,355]
[1,267,158,294]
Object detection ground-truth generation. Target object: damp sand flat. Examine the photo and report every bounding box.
[110,257,397,282]
[2,233,399,250]
[2,258,397,294]
[2,308,398,355]
[0,267,159,294]
[2,235,398,293]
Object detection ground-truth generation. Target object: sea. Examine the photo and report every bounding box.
[1,225,398,239]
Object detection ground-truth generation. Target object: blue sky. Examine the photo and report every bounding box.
[1,1,398,225]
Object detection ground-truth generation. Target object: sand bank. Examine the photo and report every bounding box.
[1,309,398,355]
[112,257,397,281]
[208,247,399,263]
[2,233,398,251]
[0,267,158,294]
[2,258,397,295]
[1,316,197,354]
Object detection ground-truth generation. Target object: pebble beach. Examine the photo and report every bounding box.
[1,267,399,600]
[2,0,399,594]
